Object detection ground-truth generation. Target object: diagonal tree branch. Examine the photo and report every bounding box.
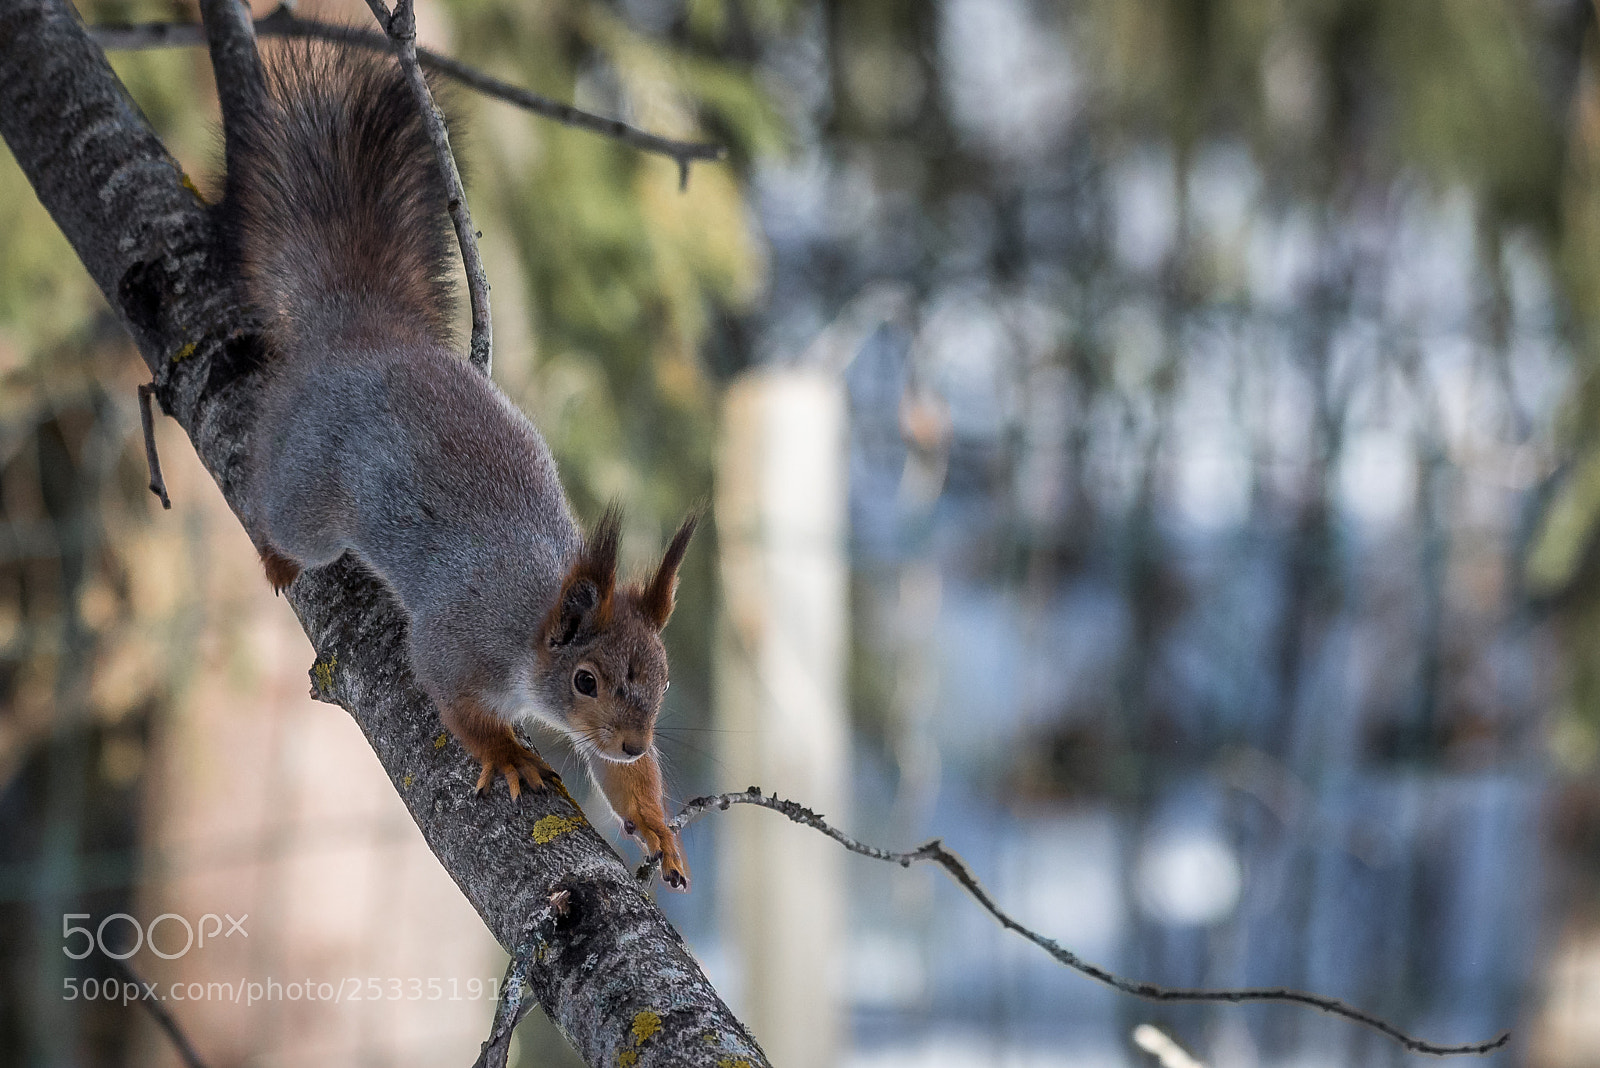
[87,6,727,189]
[0,1,764,1064]
[647,789,1512,1059]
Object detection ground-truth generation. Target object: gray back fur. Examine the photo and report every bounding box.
[228,42,585,712]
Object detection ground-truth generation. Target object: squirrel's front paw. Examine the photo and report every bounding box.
[440,703,561,802]
[626,817,690,891]
[472,738,559,801]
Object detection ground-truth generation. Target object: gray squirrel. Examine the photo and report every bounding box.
[225,43,694,890]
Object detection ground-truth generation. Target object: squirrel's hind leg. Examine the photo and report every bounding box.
[258,544,302,594]
[440,697,560,801]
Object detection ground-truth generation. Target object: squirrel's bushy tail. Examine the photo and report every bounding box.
[222,43,456,348]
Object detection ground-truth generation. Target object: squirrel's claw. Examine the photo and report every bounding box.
[626,818,690,892]
[443,698,561,802]
[471,742,558,801]
[257,545,301,595]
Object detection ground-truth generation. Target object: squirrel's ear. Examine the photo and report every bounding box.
[641,512,698,630]
[548,575,605,647]
[544,508,621,648]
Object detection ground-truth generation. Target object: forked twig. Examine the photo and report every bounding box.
[639,787,1512,1059]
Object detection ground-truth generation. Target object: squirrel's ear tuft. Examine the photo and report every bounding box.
[543,507,621,648]
[581,505,623,598]
[641,512,698,630]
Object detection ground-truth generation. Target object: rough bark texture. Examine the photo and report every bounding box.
[0,1,768,1064]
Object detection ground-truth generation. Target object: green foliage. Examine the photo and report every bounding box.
[435,0,779,536]
[1081,0,1562,216]
[1376,0,1560,223]
[0,169,98,359]
[2,0,779,553]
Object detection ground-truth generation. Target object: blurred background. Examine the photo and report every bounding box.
[3,0,1600,1064]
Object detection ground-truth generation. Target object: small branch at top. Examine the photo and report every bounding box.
[642,787,1513,1060]
[362,0,493,375]
[87,8,726,189]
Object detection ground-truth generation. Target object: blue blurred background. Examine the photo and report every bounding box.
[2,0,1599,1065]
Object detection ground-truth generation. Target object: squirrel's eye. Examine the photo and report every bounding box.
[574,669,598,697]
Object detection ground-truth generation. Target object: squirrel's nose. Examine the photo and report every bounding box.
[620,740,644,758]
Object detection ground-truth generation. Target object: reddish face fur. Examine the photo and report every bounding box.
[536,510,697,762]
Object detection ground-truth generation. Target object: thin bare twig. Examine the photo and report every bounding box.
[195,0,265,139]
[362,0,492,375]
[473,952,534,1068]
[87,7,726,191]
[137,384,171,509]
[642,787,1512,1059]
[107,956,209,1068]
[471,887,570,1068]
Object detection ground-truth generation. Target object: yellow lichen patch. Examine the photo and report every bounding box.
[311,655,337,695]
[434,733,449,750]
[631,1011,662,1045]
[717,1059,753,1068]
[618,1051,638,1068]
[170,341,196,363]
[531,814,585,844]
[179,171,204,202]
[401,774,413,789]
